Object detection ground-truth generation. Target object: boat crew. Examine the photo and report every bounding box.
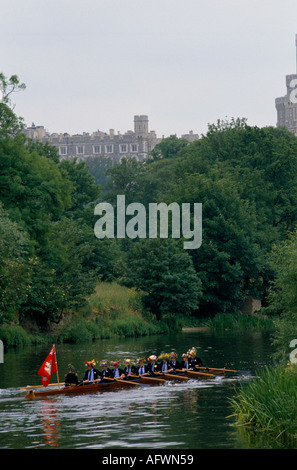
[83,360,101,383]
[136,357,148,376]
[158,353,171,373]
[110,360,125,379]
[147,355,158,375]
[64,364,79,387]
[123,359,136,376]
[188,347,203,368]
[99,361,112,379]
[181,353,190,370]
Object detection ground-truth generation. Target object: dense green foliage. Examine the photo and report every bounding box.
[103,121,297,317]
[3,73,297,343]
[0,75,115,331]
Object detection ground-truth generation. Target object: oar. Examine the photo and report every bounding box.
[20,382,65,390]
[155,372,189,381]
[102,376,142,387]
[130,374,165,383]
[176,369,215,378]
[195,366,238,373]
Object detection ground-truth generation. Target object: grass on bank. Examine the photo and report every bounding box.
[0,282,275,348]
[202,312,275,332]
[229,364,297,444]
[46,281,173,344]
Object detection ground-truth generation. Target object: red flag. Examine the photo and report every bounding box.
[38,345,58,387]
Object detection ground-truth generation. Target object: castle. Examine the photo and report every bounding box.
[275,74,297,135]
[25,115,199,163]
[275,36,297,136]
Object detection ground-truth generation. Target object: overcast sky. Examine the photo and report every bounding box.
[1,0,297,138]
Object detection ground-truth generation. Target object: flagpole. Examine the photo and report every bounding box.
[53,344,61,389]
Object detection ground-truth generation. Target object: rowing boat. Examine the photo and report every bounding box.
[24,378,142,399]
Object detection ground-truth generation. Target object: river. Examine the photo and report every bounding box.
[0,330,273,450]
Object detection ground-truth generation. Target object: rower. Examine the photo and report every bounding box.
[110,360,125,379]
[147,355,158,375]
[181,353,190,370]
[169,352,180,372]
[158,353,171,373]
[64,364,79,387]
[123,359,136,376]
[83,360,101,383]
[188,347,203,368]
[99,361,112,380]
[136,357,148,376]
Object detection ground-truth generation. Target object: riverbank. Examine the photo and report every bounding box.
[229,364,297,446]
[0,281,275,350]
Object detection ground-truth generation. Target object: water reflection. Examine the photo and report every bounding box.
[39,400,60,447]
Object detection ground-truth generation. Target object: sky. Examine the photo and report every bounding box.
[1,0,297,138]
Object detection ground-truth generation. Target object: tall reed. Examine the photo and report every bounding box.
[229,364,297,443]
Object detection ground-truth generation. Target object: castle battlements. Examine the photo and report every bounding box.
[24,115,198,163]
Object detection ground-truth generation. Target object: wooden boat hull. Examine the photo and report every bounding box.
[24,379,141,399]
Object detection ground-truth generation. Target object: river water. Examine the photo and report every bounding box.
[0,330,273,450]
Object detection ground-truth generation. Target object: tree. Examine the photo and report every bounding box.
[0,73,26,105]
[59,158,101,222]
[149,135,189,161]
[122,239,202,321]
[0,203,31,324]
[264,229,297,362]
[105,157,146,205]
[20,218,98,330]
[0,73,26,136]
[168,169,268,314]
[84,155,114,188]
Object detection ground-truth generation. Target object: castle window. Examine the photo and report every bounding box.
[120,144,127,153]
[59,146,67,156]
[93,145,101,154]
[105,144,113,153]
[131,144,138,152]
[76,145,84,155]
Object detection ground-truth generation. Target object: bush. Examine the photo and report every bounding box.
[0,325,31,348]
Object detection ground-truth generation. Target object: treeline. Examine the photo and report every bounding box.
[101,118,297,324]
[2,74,297,341]
[0,75,121,333]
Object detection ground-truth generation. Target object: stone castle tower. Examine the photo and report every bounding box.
[275,36,297,136]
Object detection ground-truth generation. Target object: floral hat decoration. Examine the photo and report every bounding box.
[137,357,146,364]
[158,352,170,360]
[101,360,109,367]
[110,360,121,367]
[148,355,157,362]
[170,352,178,358]
[188,347,197,357]
[84,359,97,367]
